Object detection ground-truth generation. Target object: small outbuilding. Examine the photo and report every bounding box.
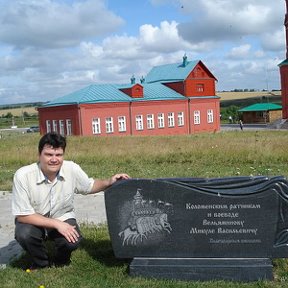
[238,103,282,124]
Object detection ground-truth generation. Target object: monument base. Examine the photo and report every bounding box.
[129,257,273,282]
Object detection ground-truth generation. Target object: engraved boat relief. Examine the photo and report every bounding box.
[119,189,173,246]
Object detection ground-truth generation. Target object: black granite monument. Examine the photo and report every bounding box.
[104,176,288,281]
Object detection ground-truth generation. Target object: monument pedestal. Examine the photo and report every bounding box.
[129,257,273,282]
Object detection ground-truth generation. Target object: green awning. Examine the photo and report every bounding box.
[238,103,282,112]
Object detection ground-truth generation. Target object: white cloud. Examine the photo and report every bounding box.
[177,0,283,48]
[0,0,285,104]
[261,29,286,51]
[228,44,251,59]
[139,21,193,52]
[0,0,124,49]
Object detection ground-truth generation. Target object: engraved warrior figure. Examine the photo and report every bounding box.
[119,189,173,246]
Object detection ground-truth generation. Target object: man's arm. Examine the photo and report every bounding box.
[90,173,130,194]
[16,214,80,243]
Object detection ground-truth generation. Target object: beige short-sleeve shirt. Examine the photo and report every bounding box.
[12,160,94,221]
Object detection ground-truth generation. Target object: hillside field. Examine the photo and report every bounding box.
[0,106,38,117]
[217,90,281,101]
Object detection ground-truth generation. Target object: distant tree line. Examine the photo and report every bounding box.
[1,111,33,118]
[0,102,44,110]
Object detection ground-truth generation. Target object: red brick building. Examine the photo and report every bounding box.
[38,55,220,136]
[280,0,288,119]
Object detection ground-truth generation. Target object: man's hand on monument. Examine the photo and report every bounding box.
[91,173,130,194]
[110,173,130,185]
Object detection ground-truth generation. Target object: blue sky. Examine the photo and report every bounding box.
[0,0,286,105]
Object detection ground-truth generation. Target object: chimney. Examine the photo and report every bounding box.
[182,53,188,67]
[130,75,136,84]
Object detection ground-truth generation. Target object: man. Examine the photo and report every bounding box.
[12,132,130,269]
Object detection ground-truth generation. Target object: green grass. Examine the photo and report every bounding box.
[1,130,288,191]
[1,130,288,287]
[2,225,288,288]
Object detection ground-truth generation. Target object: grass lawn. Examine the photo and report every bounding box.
[1,130,288,287]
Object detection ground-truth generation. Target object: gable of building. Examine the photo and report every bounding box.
[145,58,217,84]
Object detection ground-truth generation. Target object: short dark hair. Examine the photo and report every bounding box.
[38,132,67,154]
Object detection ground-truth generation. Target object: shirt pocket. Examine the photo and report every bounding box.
[61,190,74,212]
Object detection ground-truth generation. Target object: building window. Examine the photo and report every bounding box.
[158,113,165,128]
[177,112,184,126]
[92,118,101,134]
[147,114,154,129]
[207,109,214,123]
[196,84,204,92]
[194,111,200,125]
[66,119,72,136]
[105,117,113,134]
[59,120,65,135]
[46,120,51,133]
[52,120,58,132]
[118,116,126,132]
[168,112,175,127]
[136,115,143,130]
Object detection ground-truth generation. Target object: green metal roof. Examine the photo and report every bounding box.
[238,103,282,112]
[42,82,186,107]
[278,59,288,67]
[145,60,199,83]
[42,84,130,107]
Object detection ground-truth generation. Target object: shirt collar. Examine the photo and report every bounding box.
[36,162,65,184]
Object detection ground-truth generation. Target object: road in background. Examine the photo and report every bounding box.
[221,124,268,131]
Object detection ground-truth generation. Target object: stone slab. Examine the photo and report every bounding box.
[129,257,273,282]
[105,176,288,281]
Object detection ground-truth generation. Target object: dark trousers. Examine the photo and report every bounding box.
[15,218,82,268]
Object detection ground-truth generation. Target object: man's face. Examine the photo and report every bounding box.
[39,144,64,178]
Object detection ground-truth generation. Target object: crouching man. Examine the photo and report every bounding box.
[12,132,130,269]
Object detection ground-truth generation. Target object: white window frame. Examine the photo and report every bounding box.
[177,112,184,126]
[92,118,101,134]
[59,120,65,135]
[46,120,51,133]
[194,110,201,125]
[207,109,214,123]
[118,116,126,132]
[136,115,143,130]
[157,113,165,128]
[52,120,58,132]
[105,117,113,134]
[168,112,175,127]
[66,119,72,136]
[147,114,155,129]
[197,84,204,92]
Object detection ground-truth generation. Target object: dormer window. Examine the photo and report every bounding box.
[197,84,204,92]
[119,83,143,98]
